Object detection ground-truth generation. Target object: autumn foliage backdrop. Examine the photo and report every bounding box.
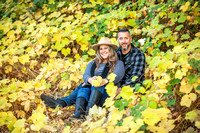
[0,0,199,132]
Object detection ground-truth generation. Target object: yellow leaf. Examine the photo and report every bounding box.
[43,125,57,132]
[88,49,96,56]
[120,86,134,99]
[7,30,15,40]
[13,119,25,128]
[70,34,77,40]
[195,121,200,129]
[21,100,31,112]
[122,116,134,126]
[105,82,117,98]
[62,126,70,133]
[80,44,88,51]
[49,51,57,58]
[0,97,8,109]
[62,38,70,46]
[74,54,80,60]
[34,82,42,89]
[59,80,71,89]
[175,70,184,79]
[173,45,185,53]
[53,33,62,41]
[117,20,126,27]
[92,76,102,87]
[180,93,197,107]
[180,79,193,93]
[195,32,200,37]
[185,110,197,121]
[19,54,30,65]
[104,97,115,108]
[109,108,125,125]
[180,1,190,12]
[134,28,141,35]
[48,12,61,18]
[88,105,106,118]
[38,36,47,45]
[107,73,116,82]
[159,119,175,132]
[114,0,119,4]
[5,66,12,73]
[9,92,19,102]
[61,48,71,56]
[70,74,79,82]
[16,110,25,118]
[142,110,161,126]
[160,101,168,108]
[127,19,136,27]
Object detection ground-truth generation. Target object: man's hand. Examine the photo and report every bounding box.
[113,87,122,100]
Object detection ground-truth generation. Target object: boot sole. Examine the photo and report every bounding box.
[41,94,58,109]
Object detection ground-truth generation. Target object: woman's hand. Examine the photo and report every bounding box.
[82,82,86,87]
[87,76,97,84]
[88,76,108,87]
[93,78,109,87]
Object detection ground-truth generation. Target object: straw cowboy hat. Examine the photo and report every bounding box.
[92,37,118,51]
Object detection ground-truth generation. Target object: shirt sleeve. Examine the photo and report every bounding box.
[123,52,145,87]
[112,60,125,84]
[83,61,94,85]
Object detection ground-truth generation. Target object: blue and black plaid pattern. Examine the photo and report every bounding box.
[116,43,146,87]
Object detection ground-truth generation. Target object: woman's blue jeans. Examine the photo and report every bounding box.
[61,83,109,107]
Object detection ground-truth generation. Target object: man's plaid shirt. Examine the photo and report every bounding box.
[116,43,146,87]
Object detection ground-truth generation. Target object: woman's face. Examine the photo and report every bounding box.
[99,45,110,62]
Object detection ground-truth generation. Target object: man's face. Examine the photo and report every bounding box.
[117,31,132,51]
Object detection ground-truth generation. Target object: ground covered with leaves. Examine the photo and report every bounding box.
[0,0,199,132]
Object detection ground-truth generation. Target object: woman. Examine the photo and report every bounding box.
[41,37,125,119]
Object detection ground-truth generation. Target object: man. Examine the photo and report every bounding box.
[114,28,146,98]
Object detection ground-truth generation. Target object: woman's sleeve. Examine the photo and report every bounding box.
[83,61,94,84]
[112,60,125,84]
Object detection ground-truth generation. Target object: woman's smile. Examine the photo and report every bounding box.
[99,45,110,61]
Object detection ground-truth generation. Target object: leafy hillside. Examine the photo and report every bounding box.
[0,0,199,132]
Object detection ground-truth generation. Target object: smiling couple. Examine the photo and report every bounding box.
[41,28,146,119]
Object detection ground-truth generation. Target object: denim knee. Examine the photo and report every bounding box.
[77,87,91,101]
[91,86,105,94]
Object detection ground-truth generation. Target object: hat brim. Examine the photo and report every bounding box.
[92,43,118,51]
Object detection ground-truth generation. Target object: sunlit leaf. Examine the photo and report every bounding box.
[180,93,197,107]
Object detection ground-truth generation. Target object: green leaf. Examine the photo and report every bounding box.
[181,34,190,40]
[148,101,157,109]
[178,15,187,23]
[170,79,180,86]
[61,72,68,80]
[114,100,122,108]
[163,28,172,37]
[196,86,200,90]
[175,24,184,31]
[149,56,160,68]
[82,55,88,61]
[132,76,138,82]
[127,19,136,27]
[135,111,142,117]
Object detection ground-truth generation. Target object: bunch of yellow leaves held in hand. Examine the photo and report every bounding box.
[91,73,116,87]
[91,76,103,87]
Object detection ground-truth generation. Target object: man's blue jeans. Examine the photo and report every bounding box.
[61,83,109,107]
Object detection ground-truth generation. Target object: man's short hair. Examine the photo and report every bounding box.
[117,28,130,38]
